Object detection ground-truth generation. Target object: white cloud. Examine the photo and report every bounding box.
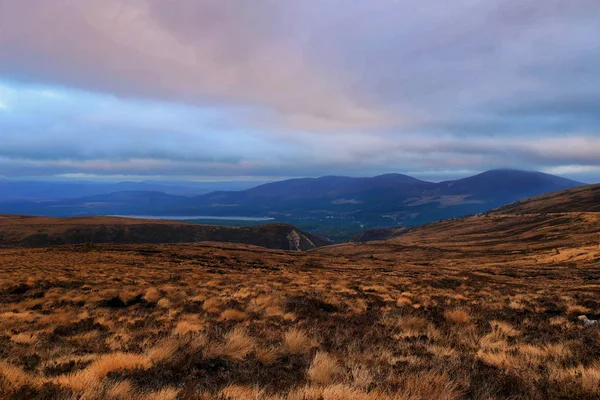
[542,165,600,175]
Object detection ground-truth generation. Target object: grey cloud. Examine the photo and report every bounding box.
[2,0,598,131]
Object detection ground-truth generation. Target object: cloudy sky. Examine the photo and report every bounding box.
[0,0,599,183]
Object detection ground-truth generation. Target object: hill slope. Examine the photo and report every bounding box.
[350,183,600,243]
[0,215,330,250]
[495,183,600,214]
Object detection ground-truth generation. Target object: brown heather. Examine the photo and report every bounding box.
[1,190,600,399]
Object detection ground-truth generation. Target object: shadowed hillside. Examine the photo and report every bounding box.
[0,215,330,251]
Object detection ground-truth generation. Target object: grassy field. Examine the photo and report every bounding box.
[1,236,599,399]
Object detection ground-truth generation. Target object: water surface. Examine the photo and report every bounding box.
[110,215,274,221]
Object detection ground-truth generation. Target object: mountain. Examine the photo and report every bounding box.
[216,173,432,201]
[194,174,436,215]
[0,170,584,242]
[0,215,330,250]
[438,169,581,202]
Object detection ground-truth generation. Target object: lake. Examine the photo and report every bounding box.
[110,215,274,221]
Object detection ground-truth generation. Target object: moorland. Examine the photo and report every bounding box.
[0,185,599,399]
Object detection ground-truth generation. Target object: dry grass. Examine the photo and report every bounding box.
[146,339,179,364]
[207,327,255,361]
[397,315,428,332]
[10,332,38,344]
[219,308,247,321]
[143,287,161,303]
[0,239,599,399]
[444,309,470,324]
[0,361,37,393]
[54,352,152,391]
[156,298,171,309]
[308,351,342,384]
[172,319,203,336]
[281,328,314,355]
[145,387,180,400]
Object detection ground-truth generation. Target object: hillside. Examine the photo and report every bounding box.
[495,183,600,214]
[350,183,600,244]
[438,169,581,200]
[0,215,329,251]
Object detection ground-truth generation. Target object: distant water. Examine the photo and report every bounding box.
[109,215,275,221]
[109,215,274,221]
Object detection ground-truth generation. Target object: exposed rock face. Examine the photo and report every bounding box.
[287,229,318,251]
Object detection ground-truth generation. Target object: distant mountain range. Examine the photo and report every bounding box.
[0,180,263,201]
[0,170,584,241]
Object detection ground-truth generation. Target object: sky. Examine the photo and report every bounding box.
[0,0,599,183]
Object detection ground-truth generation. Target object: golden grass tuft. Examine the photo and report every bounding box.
[281,328,314,355]
[550,362,600,394]
[202,297,223,313]
[145,387,180,400]
[219,308,247,321]
[308,351,343,384]
[172,319,203,336]
[264,305,286,317]
[0,361,37,392]
[55,353,151,391]
[146,339,180,364]
[396,296,413,307]
[106,380,135,399]
[287,384,385,400]
[220,385,267,399]
[143,287,161,303]
[256,346,280,365]
[566,304,591,315]
[208,327,255,361]
[10,332,38,344]
[400,371,464,400]
[350,364,374,389]
[398,315,428,333]
[490,320,520,337]
[156,298,171,309]
[444,309,470,324]
[0,311,36,321]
